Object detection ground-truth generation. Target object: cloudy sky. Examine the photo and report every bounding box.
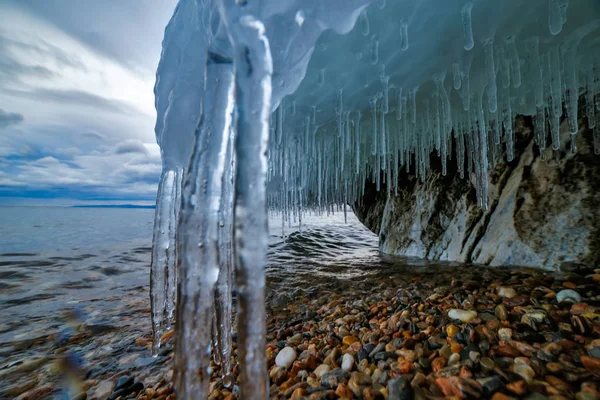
[0,0,178,205]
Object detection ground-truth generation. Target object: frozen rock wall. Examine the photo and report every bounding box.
[355,114,600,269]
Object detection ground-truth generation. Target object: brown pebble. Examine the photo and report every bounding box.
[580,355,600,371]
[506,380,527,395]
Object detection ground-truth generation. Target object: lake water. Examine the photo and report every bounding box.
[0,206,379,346]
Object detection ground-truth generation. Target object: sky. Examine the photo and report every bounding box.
[0,0,178,205]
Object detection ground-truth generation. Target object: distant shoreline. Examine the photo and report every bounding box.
[72,204,155,209]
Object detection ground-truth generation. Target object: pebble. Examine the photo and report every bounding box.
[497,287,517,298]
[448,309,477,323]
[387,376,412,400]
[92,380,114,400]
[275,347,297,369]
[448,353,460,366]
[498,328,513,341]
[313,364,330,378]
[341,353,354,371]
[495,304,508,321]
[514,364,535,383]
[556,289,582,303]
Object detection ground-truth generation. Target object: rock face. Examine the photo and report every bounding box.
[354,115,600,269]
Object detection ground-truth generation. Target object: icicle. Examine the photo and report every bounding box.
[461,53,473,111]
[360,9,370,37]
[276,103,283,145]
[380,102,387,169]
[483,38,498,113]
[501,85,515,161]
[214,125,235,381]
[563,44,579,135]
[586,69,596,129]
[355,111,362,173]
[434,73,451,124]
[370,96,378,156]
[548,46,562,149]
[318,68,325,87]
[371,35,379,65]
[560,0,569,24]
[410,87,418,124]
[535,105,547,158]
[461,2,474,51]
[453,63,462,90]
[150,168,177,356]
[381,74,390,114]
[396,87,403,121]
[174,55,235,397]
[505,35,522,88]
[498,46,510,89]
[527,37,544,108]
[165,168,183,327]
[548,0,562,36]
[400,19,409,51]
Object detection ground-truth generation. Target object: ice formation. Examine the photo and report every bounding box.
[150,0,600,397]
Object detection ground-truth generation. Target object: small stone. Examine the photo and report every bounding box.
[287,333,303,345]
[314,364,330,379]
[478,376,503,397]
[504,295,530,307]
[498,328,513,341]
[514,364,535,383]
[276,347,297,369]
[335,383,353,398]
[387,376,412,400]
[341,354,354,371]
[448,309,477,323]
[446,324,460,337]
[498,287,517,298]
[585,339,600,358]
[537,342,562,362]
[580,355,600,371]
[115,376,133,391]
[448,353,460,366]
[556,289,582,303]
[343,336,359,345]
[480,357,495,371]
[431,357,446,372]
[506,380,527,395]
[92,381,115,400]
[575,392,598,400]
[495,304,508,321]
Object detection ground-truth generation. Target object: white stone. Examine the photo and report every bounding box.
[448,353,460,366]
[314,364,330,378]
[556,289,581,303]
[275,347,297,369]
[448,309,477,323]
[341,353,354,371]
[498,328,513,341]
[497,287,517,298]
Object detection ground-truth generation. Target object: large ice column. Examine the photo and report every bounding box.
[174,55,236,397]
[150,0,208,355]
[216,1,273,397]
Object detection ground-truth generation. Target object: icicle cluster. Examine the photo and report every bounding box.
[266,0,600,223]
